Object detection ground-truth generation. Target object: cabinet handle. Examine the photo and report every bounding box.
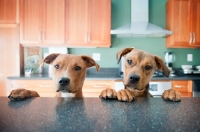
[85,33,87,42]
[39,84,52,88]
[175,85,186,88]
[13,84,27,88]
[42,31,45,41]
[87,31,90,42]
[39,31,42,41]
[193,32,196,43]
[189,32,192,43]
[94,84,107,88]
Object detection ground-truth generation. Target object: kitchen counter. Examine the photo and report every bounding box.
[7,68,200,81]
[7,73,200,81]
[0,97,200,132]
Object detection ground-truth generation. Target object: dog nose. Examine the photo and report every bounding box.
[59,77,70,86]
[129,74,140,83]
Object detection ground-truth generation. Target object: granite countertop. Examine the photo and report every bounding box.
[6,73,200,80]
[0,97,200,132]
[7,69,200,81]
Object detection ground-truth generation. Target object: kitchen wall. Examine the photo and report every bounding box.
[69,0,200,68]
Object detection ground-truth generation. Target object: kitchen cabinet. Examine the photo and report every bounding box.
[20,0,65,46]
[66,0,111,47]
[82,80,114,97]
[0,0,19,23]
[7,80,56,97]
[166,0,200,48]
[7,79,114,97]
[172,80,192,97]
[0,24,20,96]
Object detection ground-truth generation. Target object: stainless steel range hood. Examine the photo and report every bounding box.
[111,0,172,37]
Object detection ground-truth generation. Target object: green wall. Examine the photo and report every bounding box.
[69,0,200,68]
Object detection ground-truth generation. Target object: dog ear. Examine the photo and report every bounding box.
[82,55,100,71]
[154,55,170,77]
[40,53,60,67]
[116,48,134,64]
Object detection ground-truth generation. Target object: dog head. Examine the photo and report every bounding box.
[41,54,100,95]
[117,47,170,91]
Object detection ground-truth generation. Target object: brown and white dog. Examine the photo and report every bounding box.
[99,47,181,102]
[8,54,99,101]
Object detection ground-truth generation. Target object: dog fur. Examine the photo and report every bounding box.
[8,54,99,101]
[99,47,181,102]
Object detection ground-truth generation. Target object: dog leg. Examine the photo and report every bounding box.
[8,88,40,101]
[162,89,181,102]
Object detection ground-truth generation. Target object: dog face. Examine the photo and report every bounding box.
[41,54,99,94]
[117,48,170,91]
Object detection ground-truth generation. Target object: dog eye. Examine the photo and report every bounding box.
[127,60,132,65]
[145,65,152,70]
[55,64,59,69]
[75,66,81,71]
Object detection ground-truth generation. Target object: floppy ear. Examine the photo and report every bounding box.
[40,53,60,67]
[116,48,134,64]
[82,55,100,71]
[154,55,170,77]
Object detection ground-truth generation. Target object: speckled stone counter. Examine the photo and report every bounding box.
[0,97,200,132]
[7,67,200,81]
[6,73,200,80]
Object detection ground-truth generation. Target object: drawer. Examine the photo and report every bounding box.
[82,80,114,97]
[8,80,115,97]
[82,80,114,92]
[9,80,56,97]
[172,80,192,93]
[83,92,102,97]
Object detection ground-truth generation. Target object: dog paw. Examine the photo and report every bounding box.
[162,89,181,102]
[8,89,39,101]
[99,88,117,99]
[117,89,135,102]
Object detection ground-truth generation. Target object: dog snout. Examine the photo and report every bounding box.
[59,77,70,86]
[129,74,140,83]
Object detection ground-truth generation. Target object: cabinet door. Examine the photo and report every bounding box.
[82,80,114,97]
[172,80,192,97]
[191,0,200,46]
[0,24,20,75]
[0,0,18,23]
[166,0,191,48]
[88,0,111,47]
[66,0,89,46]
[0,26,20,75]
[42,0,65,45]
[20,0,42,44]
[0,24,20,96]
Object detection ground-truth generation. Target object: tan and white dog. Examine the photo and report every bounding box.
[100,48,181,102]
[8,54,99,101]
